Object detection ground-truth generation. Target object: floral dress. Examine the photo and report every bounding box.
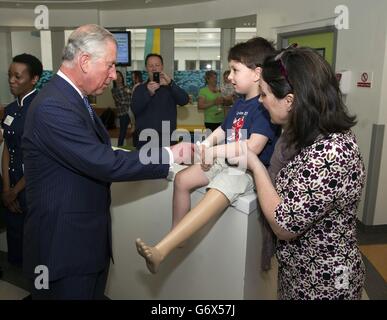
[274,131,366,300]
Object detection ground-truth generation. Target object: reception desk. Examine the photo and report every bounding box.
[105,164,278,299]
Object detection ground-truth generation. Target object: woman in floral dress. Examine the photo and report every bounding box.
[243,47,366,299]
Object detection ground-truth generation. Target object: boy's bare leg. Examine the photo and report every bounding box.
[136,189,229,274]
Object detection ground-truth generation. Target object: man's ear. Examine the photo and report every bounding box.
[254,66,262,82]
[285,93,294,111]
[79,53,91,73]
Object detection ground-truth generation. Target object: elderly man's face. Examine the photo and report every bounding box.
[86,40,117,95]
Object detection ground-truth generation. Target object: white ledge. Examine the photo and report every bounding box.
[168,163,258,215]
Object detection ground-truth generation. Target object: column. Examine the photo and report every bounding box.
[220,28,235,74]
[160,28,174,78]
[40,30,52,71]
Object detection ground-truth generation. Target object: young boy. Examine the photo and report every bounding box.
[136,37,281,274]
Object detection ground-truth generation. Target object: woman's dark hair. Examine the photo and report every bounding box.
[12,53,43,79]
[132,70,143,83]
[204,70,217,85]
[113,70,124,89]
[262,47,357,149]
[228,37,275,69]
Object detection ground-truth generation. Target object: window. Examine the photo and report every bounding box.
[125,28,146,70]
[185,60,196,70]
[235,27,257,43]
[200,60,212,70]
[175,28,221,71]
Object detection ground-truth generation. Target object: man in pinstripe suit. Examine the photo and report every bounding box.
[22,24,193,300]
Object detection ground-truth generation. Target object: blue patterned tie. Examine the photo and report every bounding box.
[83,96,94,121]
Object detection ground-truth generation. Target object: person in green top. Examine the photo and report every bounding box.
[197,70,225,132]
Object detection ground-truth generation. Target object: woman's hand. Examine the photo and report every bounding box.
[2,189,22,213]
[226,141,262,171]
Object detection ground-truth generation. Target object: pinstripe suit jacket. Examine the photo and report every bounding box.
[22,75,169,281]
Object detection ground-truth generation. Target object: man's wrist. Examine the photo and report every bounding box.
[164,147,174,166]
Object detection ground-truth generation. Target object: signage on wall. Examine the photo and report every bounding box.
[357,72,373,88]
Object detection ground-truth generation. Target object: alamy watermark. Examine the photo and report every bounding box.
[335,5,349,30]
[34,5,49,30]
[34,265,49,290]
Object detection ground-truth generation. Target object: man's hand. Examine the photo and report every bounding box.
[147,81,160,96]
[170,142,195,165]
[160,72,172,86]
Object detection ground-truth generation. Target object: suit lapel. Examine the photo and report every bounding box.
[93,109,111,146]
[52,75,111,145]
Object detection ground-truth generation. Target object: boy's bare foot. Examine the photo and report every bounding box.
[135,238,163,274]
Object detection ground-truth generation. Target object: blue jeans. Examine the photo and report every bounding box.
[118,114,130,147]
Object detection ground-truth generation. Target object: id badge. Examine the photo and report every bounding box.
[3,115,14,126]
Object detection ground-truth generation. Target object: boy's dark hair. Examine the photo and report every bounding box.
[228,37,275,69]
[145,53,163,66]
[12,53,43,79]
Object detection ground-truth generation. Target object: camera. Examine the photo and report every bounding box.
[153,72,160,83]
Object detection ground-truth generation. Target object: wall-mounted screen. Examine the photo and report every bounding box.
[111,31,131,66]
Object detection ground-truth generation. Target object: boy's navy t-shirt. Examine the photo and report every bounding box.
[221,96,281,166]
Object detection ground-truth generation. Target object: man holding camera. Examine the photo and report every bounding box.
[131,53,189,149]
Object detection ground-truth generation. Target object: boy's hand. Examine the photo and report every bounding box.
[195,142,212,171]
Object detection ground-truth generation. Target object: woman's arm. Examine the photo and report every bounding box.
[2,141,11,193]
[197,95,223,110]
[248,151,297,241]
[1,142,22,213]
[13,176,26,195]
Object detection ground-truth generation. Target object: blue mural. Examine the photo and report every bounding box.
[35,69,220,103]
[36,70,53,91]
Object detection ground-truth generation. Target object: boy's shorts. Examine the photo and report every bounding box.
[203,159,255,204]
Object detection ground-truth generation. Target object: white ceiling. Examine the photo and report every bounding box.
[0,0,214,10]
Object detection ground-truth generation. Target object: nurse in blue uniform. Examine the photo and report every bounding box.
[1,53,42,266]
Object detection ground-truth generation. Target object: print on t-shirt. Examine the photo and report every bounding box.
[228,111,248,142]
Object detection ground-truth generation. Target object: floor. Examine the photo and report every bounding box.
[0,221,386,300]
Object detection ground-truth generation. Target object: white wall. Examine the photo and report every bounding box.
[0,31,13,105]
[373,21,387,225]
[11,31,41,60]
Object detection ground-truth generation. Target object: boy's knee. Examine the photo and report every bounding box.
[174,171,186,189]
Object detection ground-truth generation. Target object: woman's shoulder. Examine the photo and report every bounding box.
[302,131,361,161]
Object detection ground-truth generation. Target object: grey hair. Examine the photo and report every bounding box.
[62,24,116,65]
